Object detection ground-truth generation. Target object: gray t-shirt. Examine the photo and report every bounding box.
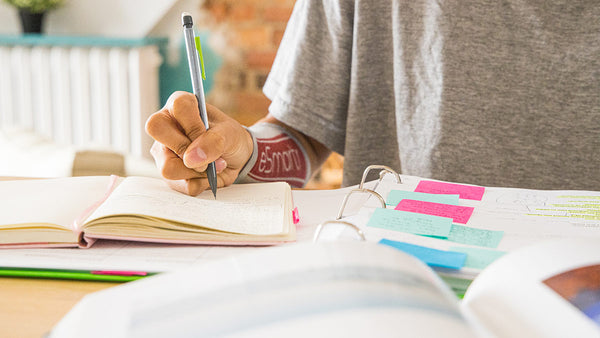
[263,0,600,190]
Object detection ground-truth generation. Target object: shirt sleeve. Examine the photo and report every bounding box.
[263,0,355,155]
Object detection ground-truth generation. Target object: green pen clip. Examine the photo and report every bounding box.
[195,36,206,80]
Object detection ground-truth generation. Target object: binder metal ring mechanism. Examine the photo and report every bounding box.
[313,165,401,242]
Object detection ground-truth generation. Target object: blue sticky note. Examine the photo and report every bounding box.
[449,246,506,270]
[386,190,460,206]
[367,208,452,238]
[380,239,467,269]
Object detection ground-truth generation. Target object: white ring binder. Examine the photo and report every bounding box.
[313,165,401,243]
[336,188,385,220]
[313,220,366,242]
[359,164,401,189]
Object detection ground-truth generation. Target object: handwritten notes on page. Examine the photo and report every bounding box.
[88,177,288,236]
[366,207,503,248]
[367,208,452,237]
[446,225,504,248]
[386,191,460,206]
[395,200,475,224]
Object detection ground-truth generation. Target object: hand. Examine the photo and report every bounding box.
[146,91,253,195]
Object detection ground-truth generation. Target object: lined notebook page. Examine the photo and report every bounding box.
[85,177,289,235]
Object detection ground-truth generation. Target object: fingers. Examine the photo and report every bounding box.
[146,111,191,157]
[166,168,238,196]
[165,178,210,196]
[150,142,202,180]
[146,91,253,194]
[146,91,209,157]
[150,142,232,196]
[205,103,229,124]
[218,168,241,186]
[183,130,226,169]
[170,92,207,139]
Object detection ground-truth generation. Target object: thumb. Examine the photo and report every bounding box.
[182,130,225,171]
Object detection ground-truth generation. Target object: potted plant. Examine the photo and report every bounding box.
[3,0,65,34]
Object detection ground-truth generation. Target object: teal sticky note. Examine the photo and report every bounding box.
[446,225,504,248]
[386,190,460,206]
[380,239,467,269]
[367,208,452,237]
[450,246,506,270]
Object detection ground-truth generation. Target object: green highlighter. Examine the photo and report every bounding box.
[0,267,152,282]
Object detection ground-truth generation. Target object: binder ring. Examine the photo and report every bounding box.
[359,165,401,189]
[313,220,366,242]
[336,188,385,220]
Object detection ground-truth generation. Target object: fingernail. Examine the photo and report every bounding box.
[215,158,227,173]
[187,147,207,166]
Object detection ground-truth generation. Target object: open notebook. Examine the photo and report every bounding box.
[0,176,295,248]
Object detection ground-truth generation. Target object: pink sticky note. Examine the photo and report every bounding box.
[395,199,475,224]
[292,207,300,225]
[415,180,485,201]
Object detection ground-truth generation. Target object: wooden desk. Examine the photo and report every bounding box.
[0,277,119,338]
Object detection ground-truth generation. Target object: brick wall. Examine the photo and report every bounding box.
[198,0,343,189]
[198,0,290,126]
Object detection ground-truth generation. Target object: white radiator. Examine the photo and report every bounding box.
[0,43,163,159]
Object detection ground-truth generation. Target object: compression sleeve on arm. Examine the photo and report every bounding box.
[234,122,311,188]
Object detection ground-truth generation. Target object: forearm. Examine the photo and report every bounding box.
[236,114,331,188]
[259,115,331,175]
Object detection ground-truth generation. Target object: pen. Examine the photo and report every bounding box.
[182,12,218,198]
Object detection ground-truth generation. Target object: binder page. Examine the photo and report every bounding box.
[0,239,255,272]
[465,185,600,250]
[50,242,483,338]
[337,175,600,276]
[291,181,377,242]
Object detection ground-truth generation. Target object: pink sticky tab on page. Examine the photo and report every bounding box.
[415,180,485,201]
[292,207,300,225]
[395,199,475,224]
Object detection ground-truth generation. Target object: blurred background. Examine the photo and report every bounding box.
[0,0,343,188]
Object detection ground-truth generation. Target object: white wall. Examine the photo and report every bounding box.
[0,3,20,35]
[0,0,201,40]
